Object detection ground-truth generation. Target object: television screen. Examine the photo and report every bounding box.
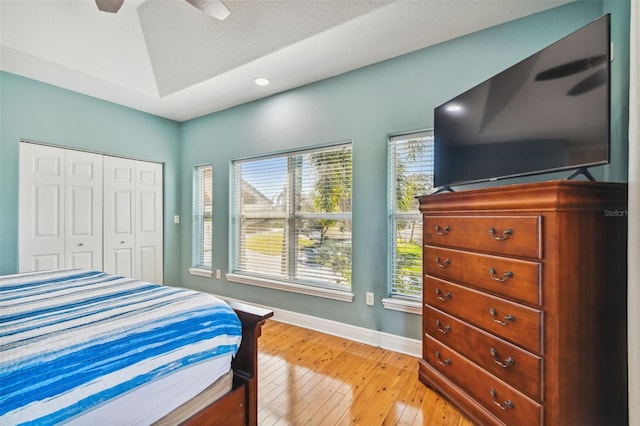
[433,14,610,188]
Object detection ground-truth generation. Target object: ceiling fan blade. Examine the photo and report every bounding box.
[185,0,230,20]
[566,69,607,96]
[95,0,124,13]
[535,55,607,81]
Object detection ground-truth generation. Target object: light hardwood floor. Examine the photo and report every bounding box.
[257,320,475,426]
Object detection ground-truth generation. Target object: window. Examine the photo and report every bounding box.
[388,131,434,299]
[192,165,213,272]
[229,144,352,298]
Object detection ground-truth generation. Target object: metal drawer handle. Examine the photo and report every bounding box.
[435,319,451,334]
[489,308,515,326]
[490,347,515,368]
[488,268,514,282]
[435,288,452,301]
[434,225,451,235]
[78,243,84,247]
[489,388,515,410]
[435,351,451,367]
[435,256,451,268]
[488,227,513,241]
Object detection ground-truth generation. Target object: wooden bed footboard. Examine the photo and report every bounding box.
[183,301,273,426]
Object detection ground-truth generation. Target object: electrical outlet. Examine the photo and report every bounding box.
[215,269,221,279]
[366,292,374,306]
[173,215,180,224]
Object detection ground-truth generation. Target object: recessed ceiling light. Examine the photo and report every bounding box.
[254,77,270,86]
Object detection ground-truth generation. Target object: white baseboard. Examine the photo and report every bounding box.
[221,296,422,358]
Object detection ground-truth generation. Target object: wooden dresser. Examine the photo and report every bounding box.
[417,180,628,426]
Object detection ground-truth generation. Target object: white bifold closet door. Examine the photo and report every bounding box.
[19,143,163,284]
[19,143,103,272]
[103,156,163,284]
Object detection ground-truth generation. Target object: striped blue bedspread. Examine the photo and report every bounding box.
[0,269,242,425]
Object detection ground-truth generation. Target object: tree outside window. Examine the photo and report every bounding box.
[389,131,434,298]
[232,144,352,290]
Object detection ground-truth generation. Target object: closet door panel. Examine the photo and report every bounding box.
[19,144,65,272]
[138,245,159,283]
[31,255,61,271]
[66,150,103,270]
[113,191,134,234]
[104,156,136,277]
[111,248,134,278]
[35,184,62,238]
[135,161,163,283]
[139,192,157,233]
[69,252,94,269]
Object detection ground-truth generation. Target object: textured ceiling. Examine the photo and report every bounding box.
[0,0,574,122]
[138,1,391,96]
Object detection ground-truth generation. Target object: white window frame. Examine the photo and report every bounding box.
[227,143,354,302]
[382,130,434,314]
[189,164,213,277]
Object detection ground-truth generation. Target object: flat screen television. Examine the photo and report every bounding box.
[433,14,611,189]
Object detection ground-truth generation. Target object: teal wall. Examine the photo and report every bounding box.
[0,0,629,340]
[178,0,629,339]
[604,0,631,183]
[0,72,183,283]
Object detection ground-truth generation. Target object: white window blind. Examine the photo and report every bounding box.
[231,144,352,291]
[193,165,213,269]
[388,131,434,298]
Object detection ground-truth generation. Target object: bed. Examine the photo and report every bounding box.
[0,269,272,426]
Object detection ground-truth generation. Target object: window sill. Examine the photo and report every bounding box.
[226,273,354,302]
[189,268,213,278]
[381,297,422,315]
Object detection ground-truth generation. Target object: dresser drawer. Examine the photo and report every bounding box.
[425,335,542,426]
[425,277,542,353]
[425,246,541,305]
[424,305,542,400]
[424,215,542,259]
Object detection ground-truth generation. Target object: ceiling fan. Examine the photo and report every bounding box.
[534,55,608,96]
[95,0,230,20]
